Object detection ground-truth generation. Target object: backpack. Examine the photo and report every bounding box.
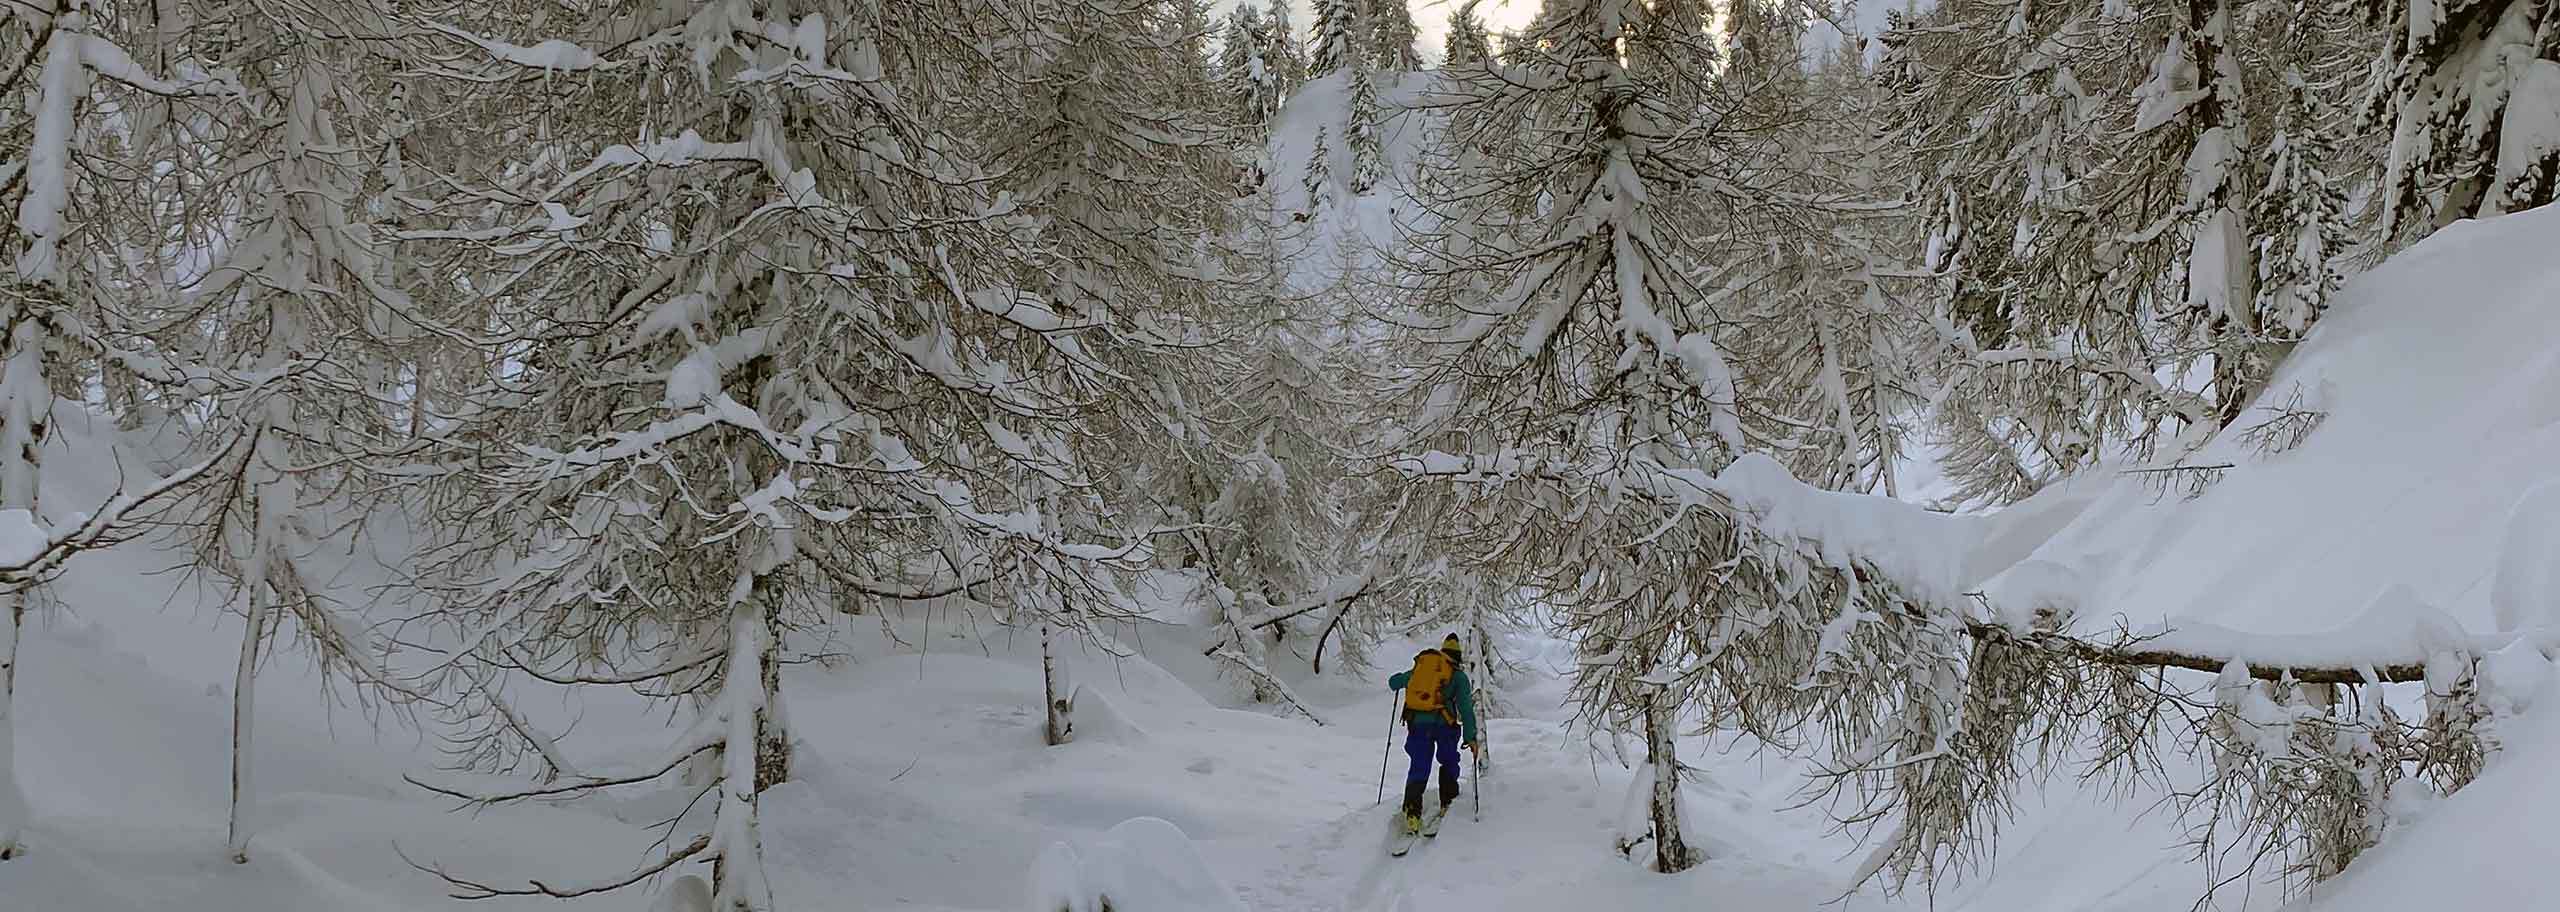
[1402,649,1457,724]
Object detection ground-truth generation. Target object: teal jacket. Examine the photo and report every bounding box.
[1388,665,1481,744]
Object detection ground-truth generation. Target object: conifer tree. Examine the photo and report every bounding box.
[2366,0,2560,243]
[1346,61,1388,194]
[1266,0,1310,94]
[1443,0,1492,68]
[1368,0,1424,69]
[1310,0,1360,77]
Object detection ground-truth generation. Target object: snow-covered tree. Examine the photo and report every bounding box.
[0,0,243,861]
[1881,0,2222,505]
[1309,0,1360,77]
[1264,0,1309,96]
[2247,68,2350,347]
[1304,126,1337,214]
[2367,0,2560,243]
[1387,0,1782,873]
[1443,1,1492,68]
[1221,3,1275,131]
[1366,0,1423,70]
[386,5,1189,907]
[1345,61,1388,194]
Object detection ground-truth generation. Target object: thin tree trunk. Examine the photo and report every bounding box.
[0,591,24,860]
[752,577,790,792]
[228,586,266,863]
[0,297,54,862]
[712,596,780,911]
[1645,687,1692,873]
[1043,624,1074,745]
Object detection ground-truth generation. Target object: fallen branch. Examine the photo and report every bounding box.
[1207,644,1327,726]
[1239,569,1380,630]
[406,742,713,806]
[400,834,711,900]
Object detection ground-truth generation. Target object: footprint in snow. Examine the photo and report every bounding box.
[1187,757,1217,774]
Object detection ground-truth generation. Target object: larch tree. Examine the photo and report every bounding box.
[1386,0,1782,874]
[384,3,1172,907]
[0,0,241,862]
[984,0,1248,727]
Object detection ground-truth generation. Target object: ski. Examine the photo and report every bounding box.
[1388,805,1451,857]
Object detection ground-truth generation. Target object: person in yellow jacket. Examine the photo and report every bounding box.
[1386,634,1483,830]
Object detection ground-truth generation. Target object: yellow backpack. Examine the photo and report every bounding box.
[1402,649,1457,723]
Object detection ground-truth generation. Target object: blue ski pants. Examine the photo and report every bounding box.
[1404,717,1462,784]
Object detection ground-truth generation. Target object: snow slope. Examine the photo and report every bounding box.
[1980,206,2560,654]
[1951,205,2560,911]
[1258,70,1439,296]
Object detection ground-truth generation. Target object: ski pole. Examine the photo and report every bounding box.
[1376,696,1397,805]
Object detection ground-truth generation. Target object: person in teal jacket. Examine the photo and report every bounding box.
[1387,634,1482,825]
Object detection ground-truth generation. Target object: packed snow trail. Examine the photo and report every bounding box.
[1208,636,1907,912]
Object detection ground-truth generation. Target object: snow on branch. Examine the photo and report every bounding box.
[1394,448,1985,604]
[1973,347,2218,428]
[1206,643,1327,726]
[420,21,616,73]
[1236,568,1379,630]
[0,433,251,588]
[1966,621,2432,684]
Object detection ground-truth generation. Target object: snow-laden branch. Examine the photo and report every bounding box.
[1394,449,1986,603]
[0,434,250,588]
[1972,346,2218,429]
[1235,568,1380,630]
[1400,446,2559,685]
[1966,622,2433,684]
[421,21,616,73]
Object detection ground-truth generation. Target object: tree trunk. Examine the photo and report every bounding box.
[712,598,781,911]
[752,578,790,793]
[1645,688,1693,873]
[0,591,24,861]
[0,298,52,862]
[1043,624,1075,746]
[227,586,265,863]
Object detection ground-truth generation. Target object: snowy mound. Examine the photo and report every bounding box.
[1029,816,1247,912]
[1979,205,2560,649]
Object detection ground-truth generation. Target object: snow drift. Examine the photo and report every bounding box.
[1941,205,2560,910]
[1029,816,1247,912]
[1977,206,2560,656]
